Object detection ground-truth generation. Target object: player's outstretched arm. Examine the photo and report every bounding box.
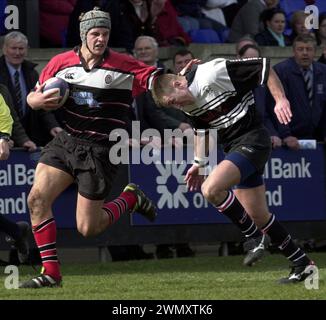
[27,84,61,111]
[267,68,292,125]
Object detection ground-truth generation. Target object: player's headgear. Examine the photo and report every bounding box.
[79,7,111,43]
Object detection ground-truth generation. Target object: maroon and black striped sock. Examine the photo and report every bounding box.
[33,217,61,280]
[102,191,137,225]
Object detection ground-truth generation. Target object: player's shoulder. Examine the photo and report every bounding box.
[50,49,77,63]
[46,49,78,71]
[103,49,148,72]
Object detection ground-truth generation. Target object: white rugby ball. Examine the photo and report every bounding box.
[43,77,69,107]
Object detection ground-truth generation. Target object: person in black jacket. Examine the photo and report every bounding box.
[0,31,62,147]
[255,8,291,47]
[271,35,326,149]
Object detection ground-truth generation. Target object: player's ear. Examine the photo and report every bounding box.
[163,96,174,107]
[173,80,182,88]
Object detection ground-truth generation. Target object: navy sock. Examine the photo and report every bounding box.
[262,214,310,265]
[216,190,262,239]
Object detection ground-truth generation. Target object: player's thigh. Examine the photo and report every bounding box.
[75,193,105,227]
[233,185,270,225]
[203,159,241,192]
[31,162,74,204]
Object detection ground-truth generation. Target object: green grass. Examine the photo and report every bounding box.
[0,253,325,300]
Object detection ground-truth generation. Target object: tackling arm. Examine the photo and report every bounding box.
[267,68,292,125]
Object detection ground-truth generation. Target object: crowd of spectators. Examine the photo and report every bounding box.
[28,0,326,49]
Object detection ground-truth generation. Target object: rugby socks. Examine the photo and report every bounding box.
[216,190,262,239]
[33,217,61,280]
[262,214,310,265]
[0,214,21,240]
[102,191,137,225]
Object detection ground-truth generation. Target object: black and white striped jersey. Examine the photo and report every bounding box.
[38,47,160,145]
[183,57,270,144]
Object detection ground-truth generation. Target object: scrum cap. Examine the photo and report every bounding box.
[80,7,111,42]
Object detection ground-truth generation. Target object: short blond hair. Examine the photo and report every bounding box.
[151,74,179,107]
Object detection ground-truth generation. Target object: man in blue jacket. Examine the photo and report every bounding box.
[270,34,326,149]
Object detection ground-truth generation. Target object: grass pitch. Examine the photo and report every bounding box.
[0,253,325,300]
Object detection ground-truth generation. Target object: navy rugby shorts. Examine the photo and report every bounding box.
[224,126,272,189]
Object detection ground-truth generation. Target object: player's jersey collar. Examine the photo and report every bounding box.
[74,45,110,71]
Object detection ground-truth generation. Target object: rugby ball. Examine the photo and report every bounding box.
[43,77,69,107]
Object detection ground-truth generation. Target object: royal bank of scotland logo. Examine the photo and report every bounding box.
[156,162,189,209]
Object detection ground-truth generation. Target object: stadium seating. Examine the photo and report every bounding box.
[189,29,221,44]
[217,27,230,43]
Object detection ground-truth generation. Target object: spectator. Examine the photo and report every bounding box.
[133,36,166,69]
[288,11,311,44]
[228,0,279,43]
[237,43,261,58]
[317,14,326,64]
[255,8,291,46]
[0,31,62,147]
[154,0,191,47]
[104,0,165,52]
[39,0,77,47]
[235,34,258,54]
[271,34,326,149]
[315,12,326,47]
[237,44,282,148]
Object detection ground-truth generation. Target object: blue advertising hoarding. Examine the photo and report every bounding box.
[130,145,326,226]
[0,150,77,228]
[1,146,326,228]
